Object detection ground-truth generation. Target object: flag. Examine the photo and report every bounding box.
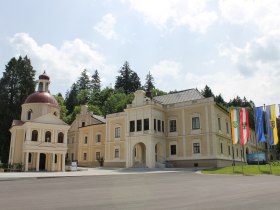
[240,107,250,145]
[230,108,240,144]
[254,106,266,143]
[265,104,278,145]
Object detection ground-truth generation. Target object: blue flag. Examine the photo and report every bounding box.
[254,106,265,143]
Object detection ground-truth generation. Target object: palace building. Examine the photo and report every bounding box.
[68,89,265,168]
[8,72,70,172]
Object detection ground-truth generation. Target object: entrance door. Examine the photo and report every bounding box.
[39,153,46,171]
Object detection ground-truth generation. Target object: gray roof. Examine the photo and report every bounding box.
[153,89,204,105]
[92,115,106,123]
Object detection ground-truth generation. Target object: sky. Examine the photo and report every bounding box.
[1,0,280,106]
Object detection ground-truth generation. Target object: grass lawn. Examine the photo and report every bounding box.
[202,165,280,175]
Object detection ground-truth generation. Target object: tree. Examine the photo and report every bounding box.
[201,85,214,98]
[214,94,226,106]
[65,83,79,114]
[54,93,68,122]
[91,70,101,93]
[104,92,134,115]
[77,69,91,91]
[144,71,155,92]
[0,56,36,163]
[115,61,141,94]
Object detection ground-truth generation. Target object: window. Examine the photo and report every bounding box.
[58,132,64,143]
[226,122,229,134]
[170,145,176,155]
[193,143,200,154]
[162,121,164,133]
[71,153,74,161]
[84,136,88,144]
[228,146,231,155]
[192,117,200,130]
[96,134,101,143]
[28,153,32,163]
[115,148,120,158]
[55,154,57,163]
[31,130,38,141]
[82,122,85,127]
[220,142,223,154]
[218,117,221,131]
[137,120,142,131]
[157,120,161,132]
[96,152,100,160]
[45,131,51,142]
[38,82,43,91]
[169,120,177,132]
[27,110,32,120]
[83,153,87,160]
[53,112,57,116]
[154,119,156,130]
[115,127,120,138]
[144,118,149,131]
[130,121,135,132]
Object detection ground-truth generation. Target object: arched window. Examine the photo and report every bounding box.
[58,132,64,143]
[45,131,51,142]
[27,110,32,120]
[54,112,57,116]
[38,82,43,91]
[31,130,38,141]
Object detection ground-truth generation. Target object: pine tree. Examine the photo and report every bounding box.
[91,70,101,93]
[77,69,91,91]
[65,83,79,114]
[201,85,214,98]
[0,56,36,163]
[115,61,141,94]
[144,71,155,91]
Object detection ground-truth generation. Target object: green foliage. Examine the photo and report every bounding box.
[91,70,101,93]
[202,165,280,175]
[144,71,155,91]
[77,89,90,105]
[88,104,102,116]
[77,69,91,91]
[65,83,79,114]
[151,88,167,97]
[104,92,133,115]
[54,94,68,122]
[0,56,35,163]
[201,85,214,98]
[115,61,141,94]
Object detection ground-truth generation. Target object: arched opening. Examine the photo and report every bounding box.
[133,142,146,167]
[27,109,32,120]
[45,131,51,142]
[38,82,43,91]
[58,132,64,143]
[39,153,46,170]
[54,112,57,116]
[31,130,38,141]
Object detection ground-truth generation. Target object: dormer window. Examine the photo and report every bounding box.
[27,110,32,120]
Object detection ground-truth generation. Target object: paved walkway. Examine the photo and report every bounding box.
[0,167,202,179]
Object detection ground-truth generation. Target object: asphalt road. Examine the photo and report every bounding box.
[0,172,280,210]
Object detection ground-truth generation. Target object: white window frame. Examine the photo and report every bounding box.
[96,133,101,144]
[169,142,177,157]
[192,139,201,155]
[114,147,120,159]
[191,113,201,134]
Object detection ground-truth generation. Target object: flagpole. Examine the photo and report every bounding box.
[242,144,244,175]
[229,107,235,174]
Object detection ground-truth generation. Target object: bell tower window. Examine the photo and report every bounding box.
[27,110,32,120]
[38,82,43,91]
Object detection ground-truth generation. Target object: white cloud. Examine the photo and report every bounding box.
[217,31,280,105]
[9,33,115,94]
[94,13,117,39]
[219,0,280,34]
[123,0,218,33]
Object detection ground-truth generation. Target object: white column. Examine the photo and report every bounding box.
[36,152,40,171]
[62,153,65,172]
[25,152,29,172]
[51,153,55,172]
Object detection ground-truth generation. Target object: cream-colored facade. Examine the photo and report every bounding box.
[70,89,266,168]
[9,72,70,171]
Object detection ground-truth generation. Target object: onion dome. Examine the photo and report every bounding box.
[24,92,59,107]
[39,71,50,80]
